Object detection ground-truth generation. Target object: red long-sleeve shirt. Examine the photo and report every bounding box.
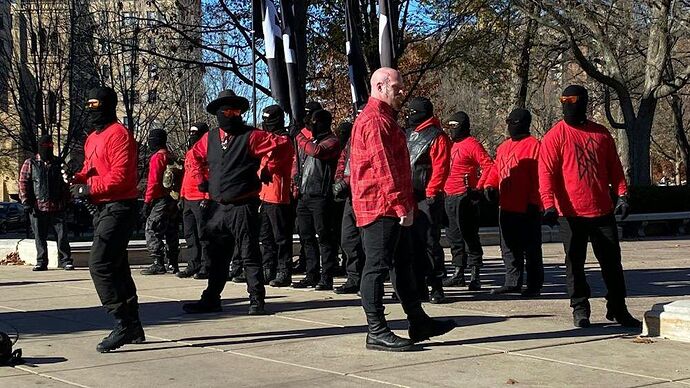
[414,118,451,198]
[538,120,627,217]
[444,136,496,195]
[188,127,287,199]
[144,149,169,203]
[73,122,139,204]
[494,136,541,213]
[260,134,295,205]
[335,141,351,184]
[350,97,415,227]
[180,148,209,201]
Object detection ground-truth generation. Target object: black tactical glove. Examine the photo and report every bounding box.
[259,167,272,184]
[332,179,350,202]
[70,184,90,199]
[615,195,630,220]
[198,180,209,193]
[484,187,499,204]
[542,207,559,227]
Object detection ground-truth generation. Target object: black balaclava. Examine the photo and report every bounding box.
[262,105,286,134]
[304,101,323,131]
[407,97,433,129]
[38,134,54,161]
[337,121,353,146]
[447,111,471,141]
[86,87,118,133]
[216,105,245,134]
[148,128,167,152]
[561,85,589,126]
[187,122,209,150]
[506,108,532,140]
[311,109,332,141]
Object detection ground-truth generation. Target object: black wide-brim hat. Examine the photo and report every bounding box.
[206,89,250,114]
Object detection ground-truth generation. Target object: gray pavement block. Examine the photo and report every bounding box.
[0,372,74,387]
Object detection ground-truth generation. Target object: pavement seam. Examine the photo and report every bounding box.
[145,333,411,388]
[13,365,93,388]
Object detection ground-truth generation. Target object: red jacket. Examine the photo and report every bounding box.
[413,117,451,198]
[444,136,496,195]
[180,148,208,201]
[494,136,541,213]
[538,120,627,217]
[73,122,139,204]
[350,97,415,227]
[144,149,169,203]
[188,127,287,200]
[260,134,295,205]
[335,141,351,185]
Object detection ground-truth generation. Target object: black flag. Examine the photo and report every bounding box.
[257,0,292,114]
[379,0,396,69]
[278,0,305,128]
[346,0,369,113]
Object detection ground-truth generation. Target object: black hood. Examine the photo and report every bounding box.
[406,97,433,129]
[304,101,323,132]
[506,108,532,140]
[148,128,167,152]
[311,109,333,141]
[187,122,209,150]
[261,105,286,134]
[561,85,588,126]
[447,111,471,141]
[86,87,118,133]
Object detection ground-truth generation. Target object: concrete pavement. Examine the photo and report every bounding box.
[1,239,689,387]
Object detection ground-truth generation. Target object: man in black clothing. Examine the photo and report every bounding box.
[18,135,72,271]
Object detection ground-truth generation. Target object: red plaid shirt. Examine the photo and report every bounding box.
[350,97,415,227]
[19,155,68,212]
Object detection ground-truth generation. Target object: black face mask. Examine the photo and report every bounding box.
[506,108,532,140]
[39,146,54,162]
[187,131,204,150]
[86,87,118,133]
[216,105,244,134]
[311,109,333,141]
[561,85,588,127]
[447,111,471,142]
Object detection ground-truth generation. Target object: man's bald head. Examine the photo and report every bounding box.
[370,67,405,111]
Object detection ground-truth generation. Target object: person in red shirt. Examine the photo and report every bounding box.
[258,105,296,287]
[404,97,450,304]
[442,111,496,291]
[350,67,455,352]
[176,122,211,279]
[68,87,143,353]
[490,108,543,297]
[181,90,287,316]
[540,85,639,329]
[140,128,180,275]
[291,109,341,290]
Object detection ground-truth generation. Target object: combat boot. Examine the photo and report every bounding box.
[140,258,166,275]
[365,312,415,352]
[468,266,481,291]
[442,266,465,287]
[96,320,146,353]
[269,271,292,287]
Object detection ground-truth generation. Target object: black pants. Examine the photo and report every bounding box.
[340,198,365,283]
[296,195,338,278]
[260,202,293,273]
[445,194,483,268]
[89,200,139,321]
[499,209,544,290]
[30,210,71,267]
[411,199,446,287]
[360,217,426,319]
[182,199,211,273]
[201,200,265,303]
[145,196,179,263]
[559,214,628,313]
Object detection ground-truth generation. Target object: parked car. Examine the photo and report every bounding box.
[0,202,26,234]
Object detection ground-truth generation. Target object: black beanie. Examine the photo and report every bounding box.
[561,85,588,126]
[506,108,532,140]
[447,111,471,141]
[407,97,433,129]
[148,128,167,152]
[261,105,285,133]
[187,122,208,149]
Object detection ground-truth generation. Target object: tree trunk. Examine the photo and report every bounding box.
[671,94,690,185]
[626,98,657,186]
[513,6,537,109]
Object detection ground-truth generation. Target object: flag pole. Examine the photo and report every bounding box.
[251,1,257,127]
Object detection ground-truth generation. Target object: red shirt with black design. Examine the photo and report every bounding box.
[493,136,541,213]
[443,136,496,196]
[538,120,627,218]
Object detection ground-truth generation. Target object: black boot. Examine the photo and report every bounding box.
[468,266,481,291]
[176,267,196,278]
[232,270,247,284]
[315,275,333,291]
[141,258,166,275]
[167,255,179,274]
[365,312,415,352]
[573,309,591,328]
[263,267,276,285]
[334,278,360,294]
[96,320,146,353]
[491,285,522,295]
[292,274,318,289]
[193,270,209,280]
[606,306,642,329]
[248,296,268,315]
[430,285,445,304]
[228,264,242,281]
[269,271,292,287]
[182,298,222,314]
[442,266,465,287]
[408,317,457,343]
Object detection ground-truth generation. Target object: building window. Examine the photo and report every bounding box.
[122,12,137,27]
[124,64,139,79]
[148,63,158,79]
[146,11,158,27]
[148,89,157,103]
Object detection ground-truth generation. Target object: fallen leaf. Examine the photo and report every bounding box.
[506,379,519,384]
[632,336,654,344]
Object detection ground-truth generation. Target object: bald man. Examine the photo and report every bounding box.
[349,68,456,352]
